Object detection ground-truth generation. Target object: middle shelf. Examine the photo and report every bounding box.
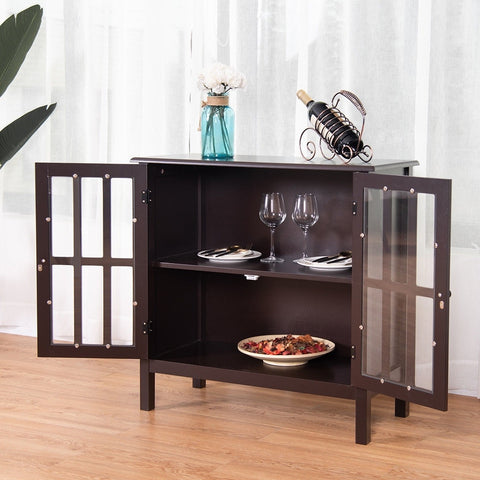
[152,251,352,284]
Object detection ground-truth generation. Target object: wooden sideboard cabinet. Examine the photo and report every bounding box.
[35,155,451,444]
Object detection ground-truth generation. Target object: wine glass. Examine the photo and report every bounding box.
[259,193,286,263]
[292,193,319,259]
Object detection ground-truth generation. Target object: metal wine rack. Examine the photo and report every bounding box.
[299,90,373,164]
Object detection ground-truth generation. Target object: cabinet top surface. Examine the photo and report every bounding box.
[131,154,418,172]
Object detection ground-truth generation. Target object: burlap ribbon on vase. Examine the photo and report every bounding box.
[198,95,230,130]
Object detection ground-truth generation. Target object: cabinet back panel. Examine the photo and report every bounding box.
[202,168,353,257]
[203,273,351,355]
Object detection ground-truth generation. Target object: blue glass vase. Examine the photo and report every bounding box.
[201,95,234,159]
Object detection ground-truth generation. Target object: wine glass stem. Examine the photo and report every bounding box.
[302,229,308,258]
[269,227,276,258]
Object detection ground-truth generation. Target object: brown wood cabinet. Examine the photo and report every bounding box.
[35,155,451,444]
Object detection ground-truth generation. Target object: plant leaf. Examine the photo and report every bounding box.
[0,103,56,169]
[0,5,43,98]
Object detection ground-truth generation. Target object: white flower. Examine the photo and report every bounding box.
[198,62,246,95]
[197,72,206,91]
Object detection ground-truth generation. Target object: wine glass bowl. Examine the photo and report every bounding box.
[259,193,286,263]
[292,193,319,259]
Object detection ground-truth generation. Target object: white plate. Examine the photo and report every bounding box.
[237,334,335,367]
[294,256,352,271]
[198,249,262,263]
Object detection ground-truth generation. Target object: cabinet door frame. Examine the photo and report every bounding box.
[36,163,149,359]
[351,172,451,411]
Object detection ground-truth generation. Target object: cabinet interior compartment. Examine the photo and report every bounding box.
[146,162,355,388]
[148,164,355,261]
[202,273,351,351]
[149,268,352,386]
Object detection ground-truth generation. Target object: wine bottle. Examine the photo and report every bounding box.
[297,89,363,159]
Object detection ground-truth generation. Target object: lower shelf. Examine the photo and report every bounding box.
[149,341,355,399]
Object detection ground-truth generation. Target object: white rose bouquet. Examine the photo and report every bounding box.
[198,63,246,159]
[198,62,246,96]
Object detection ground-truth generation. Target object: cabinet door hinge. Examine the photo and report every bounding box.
[351,345,356,359]
[352,201,358,215]
[142,320,153,335]
[141,189,152,205]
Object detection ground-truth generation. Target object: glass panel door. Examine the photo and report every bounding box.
[35,163,148,359]
[352,173,451,411]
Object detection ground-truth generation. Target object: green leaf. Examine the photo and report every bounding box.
[0,5,43,98]
[0,103,56,169]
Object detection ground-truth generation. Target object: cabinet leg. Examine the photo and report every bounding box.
[140,359,155,410]
[395,398,410,418]
[355,388,372,445]
[192,378,206,388]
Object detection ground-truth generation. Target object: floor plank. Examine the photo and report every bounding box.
[1,333,479,480]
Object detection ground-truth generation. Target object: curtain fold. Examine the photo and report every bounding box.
[0,0,478,396]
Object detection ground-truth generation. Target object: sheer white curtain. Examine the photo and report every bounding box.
[0,0,478,396]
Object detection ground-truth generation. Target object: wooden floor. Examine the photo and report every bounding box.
[1,333,480,480]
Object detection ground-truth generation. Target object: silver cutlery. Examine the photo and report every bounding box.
[313,250,351,263]
[214,246,243,257]
[202,245,240,256]
[326,255,352,264]
[214,244,252,257]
